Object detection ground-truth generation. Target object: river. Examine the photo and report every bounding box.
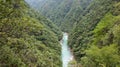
[60,33,73,67]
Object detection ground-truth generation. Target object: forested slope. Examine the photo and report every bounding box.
[0,0,62,67]
[26,0,92,32]
[60,0,92,32]
[1,0,120,67]
[68,0,120,66]
[25,0,120,66]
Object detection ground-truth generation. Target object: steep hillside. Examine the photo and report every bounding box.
[25,0,92,32]
[60,0,92,32]
[1,0,120,67]
[0,0,62,67]
[69,0,120,66]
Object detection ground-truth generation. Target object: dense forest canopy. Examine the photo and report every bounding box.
[0,0,62,67]
[25,0,93,32]
[0,0,120,67]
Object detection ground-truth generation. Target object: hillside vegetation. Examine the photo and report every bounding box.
[1,0,120,67]
[26,0,92,32]
[0,0,62,67]
[68,0,120,67]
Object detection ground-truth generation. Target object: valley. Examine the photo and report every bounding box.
[0,0,120,67]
